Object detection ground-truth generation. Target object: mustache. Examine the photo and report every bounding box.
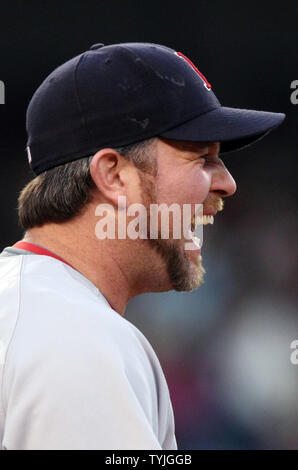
[204,195,224,213]
[216,198,224,212]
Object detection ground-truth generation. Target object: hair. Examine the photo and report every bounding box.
[17,138,158,231]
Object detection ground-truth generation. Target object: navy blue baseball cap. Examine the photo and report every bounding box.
[26,42,285,175]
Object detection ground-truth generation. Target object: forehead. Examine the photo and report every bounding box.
[157,138,220,154]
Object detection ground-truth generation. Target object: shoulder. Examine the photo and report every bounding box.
[0,253,164,381]
[1,253,162,375]
[0,253,135,376]
[1,254,138,411]
[13,253,138,357]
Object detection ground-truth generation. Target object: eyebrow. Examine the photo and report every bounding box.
[194,142,221,154]
[194,144,222,161]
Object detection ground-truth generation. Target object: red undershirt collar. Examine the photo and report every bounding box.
[13,241,76,269]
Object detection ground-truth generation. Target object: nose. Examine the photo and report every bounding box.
[210,162,237,198]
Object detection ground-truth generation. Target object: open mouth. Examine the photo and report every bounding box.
[188,214,215,249]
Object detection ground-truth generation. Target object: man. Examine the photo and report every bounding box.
[0,42,285,450]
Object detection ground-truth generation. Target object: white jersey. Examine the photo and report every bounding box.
[0,245,177,450]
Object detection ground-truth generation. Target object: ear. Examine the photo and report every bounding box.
[89,148,132,206]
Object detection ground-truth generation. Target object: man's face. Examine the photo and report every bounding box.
[137,137,237,292]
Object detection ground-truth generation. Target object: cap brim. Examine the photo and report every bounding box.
[159,107,285,153]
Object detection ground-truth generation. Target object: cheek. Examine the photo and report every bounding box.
[157,169,211,205]
[187,171,211,203]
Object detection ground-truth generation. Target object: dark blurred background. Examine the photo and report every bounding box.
[0,0,297,449]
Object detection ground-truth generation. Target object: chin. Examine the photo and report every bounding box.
[178,264,205,292]
[171,246,205,292]
[147,236,205,293]
[189,260,206,290]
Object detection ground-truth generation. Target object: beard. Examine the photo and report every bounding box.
[148,237,205,292]
[138,170,206,292]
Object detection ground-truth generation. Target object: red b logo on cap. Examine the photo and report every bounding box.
[176,52,212,91]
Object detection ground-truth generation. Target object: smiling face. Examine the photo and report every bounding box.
[137,137,237,292]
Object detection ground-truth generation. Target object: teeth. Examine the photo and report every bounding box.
[192,215,214,226]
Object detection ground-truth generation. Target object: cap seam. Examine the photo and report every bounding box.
[119,44,168,118]
[73,53,94,141]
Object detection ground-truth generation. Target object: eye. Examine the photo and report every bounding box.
[199,154,221,167]
[197,154,208,165]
